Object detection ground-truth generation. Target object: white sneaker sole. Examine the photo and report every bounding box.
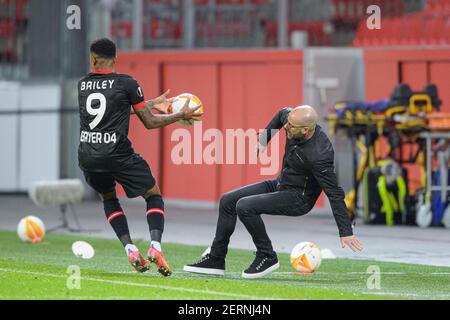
[183,265,225,276]
[241,262,280,279]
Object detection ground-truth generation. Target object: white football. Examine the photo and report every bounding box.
[72,241,95,259]
[17,215,45,243]
[170,92,203,125]
[290,241,322,273]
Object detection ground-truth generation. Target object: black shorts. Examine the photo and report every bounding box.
[83,156,156,198]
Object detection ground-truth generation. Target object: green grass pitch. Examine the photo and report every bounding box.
[0,230,449,300]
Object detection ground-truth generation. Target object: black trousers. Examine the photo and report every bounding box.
[210,179,312,259]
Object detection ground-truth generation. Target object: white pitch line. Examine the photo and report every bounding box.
[361,292,423,298]
[361,291,450,299]
[47,270,450,277]
[0,295,146,300]
[3,268,448,300]
[430,272,450,275]
[176,271,450,276]
[0,268,273,300]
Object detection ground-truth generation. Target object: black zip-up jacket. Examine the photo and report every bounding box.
[259,107,353,237]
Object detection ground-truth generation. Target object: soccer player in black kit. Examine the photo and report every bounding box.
[184,105,363,279]
[78,38,200,276]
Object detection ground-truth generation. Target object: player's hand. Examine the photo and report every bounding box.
[152,89,175,114]
[340,235,363,252]
[181,98,203,120]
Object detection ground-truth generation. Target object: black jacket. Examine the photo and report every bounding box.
[259,107,353,237]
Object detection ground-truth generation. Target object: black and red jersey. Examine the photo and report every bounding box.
[77,70,146,172]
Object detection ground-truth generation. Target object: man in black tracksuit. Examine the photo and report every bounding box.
[184,105,363,279]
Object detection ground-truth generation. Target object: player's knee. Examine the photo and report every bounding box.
[219,191,238,213]
[236,197,252,217]
[143,184,161,199]
[145,194,164,211]
[100,191,116,201]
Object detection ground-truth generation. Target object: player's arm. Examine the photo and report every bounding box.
[130,103,163,115]
[310,155,363,252]
[257,107,292,155]
[126,77,201,129]
[133,98,201,129]
[131,89,174,115]
[126,77,174,116]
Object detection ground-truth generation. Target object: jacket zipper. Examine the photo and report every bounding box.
[294,148,308,195]
[279,167,287,184]
[302,176,308,196]
[295,152,304,163]
[280,147,296,183]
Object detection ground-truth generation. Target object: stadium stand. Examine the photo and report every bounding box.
[0,0,441,63]
[0,0,28,63]
[353,0,450,46]
[109,0,427,48]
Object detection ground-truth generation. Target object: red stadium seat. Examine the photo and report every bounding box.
[216,0,246,5]
[405,14,423,46]
[425,0,450,13]
[386,17,404,45]
[0,19,13,38]
[444,14,450,43]
[352,21,369,46]
[422,13,443,45]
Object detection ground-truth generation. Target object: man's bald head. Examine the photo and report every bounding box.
[285,105,318,140]
[289,105,318,128]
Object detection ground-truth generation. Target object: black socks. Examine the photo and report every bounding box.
[145,195,165,242]
[103,198,132,246]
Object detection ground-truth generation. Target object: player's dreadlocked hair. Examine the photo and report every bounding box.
[90,38,116,59]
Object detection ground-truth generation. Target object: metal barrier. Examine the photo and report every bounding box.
[110,0,276,49]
